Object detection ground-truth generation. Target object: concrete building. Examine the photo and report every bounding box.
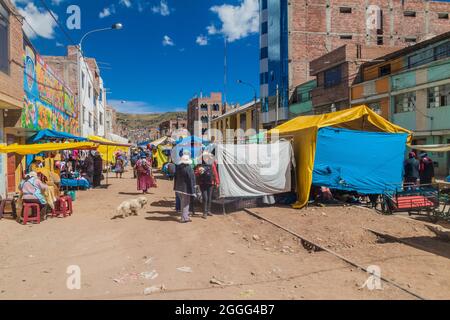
[44,46,107,138]
[0,0,23,197]
[105,105,117,138]
[260,0,450,127]
[351,31,450,176]
[310,44,401,114]
[159,119,187,137]
[187,92,223,136]
[211,100,261,143]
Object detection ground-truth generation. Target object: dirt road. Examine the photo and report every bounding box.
[0,170,447,300]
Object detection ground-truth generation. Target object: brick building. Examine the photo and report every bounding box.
[309,44,401,114]
[0,0,24,197]
[187,92,223,136]
[159,119,187,137]
[260,0,450,127]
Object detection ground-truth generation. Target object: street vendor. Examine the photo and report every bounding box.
[19,171,49,219]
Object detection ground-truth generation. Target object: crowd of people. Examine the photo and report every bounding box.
[404,151,436,186]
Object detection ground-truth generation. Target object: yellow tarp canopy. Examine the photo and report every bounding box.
[154,145,171,169]
[88,136,130,163]
[271,105,412,209]
[0,142,98,155]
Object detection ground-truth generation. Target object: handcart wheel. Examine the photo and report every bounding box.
[428,209,439,223]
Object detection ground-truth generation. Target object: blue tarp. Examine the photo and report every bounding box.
[29,129,87,143]
[312,127,408,195]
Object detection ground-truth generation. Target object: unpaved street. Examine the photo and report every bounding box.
[0,170,448,300]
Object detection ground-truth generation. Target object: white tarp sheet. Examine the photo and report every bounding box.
[217,141,295,198]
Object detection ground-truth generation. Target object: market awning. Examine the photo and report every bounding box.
[30,129,87,143]
[409,144,450,152]
[88,136,131,147]
[0,142,98,155]
[88,136,130,163]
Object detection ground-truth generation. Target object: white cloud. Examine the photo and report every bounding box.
[196,35,208,46]
[162,35,174,46]
[152,0,171,16]
[207,24,219,35]
[119,0,132,8]
[17,3,58,39]
[99,5,116,18]
[210,0,259,42]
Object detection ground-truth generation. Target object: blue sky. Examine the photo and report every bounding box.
[12,0,450,113]
[13,0,260,113]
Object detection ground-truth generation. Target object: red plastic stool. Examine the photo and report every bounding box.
[61,196,73,216]
[54,196,72,217]
[22,203,41,225]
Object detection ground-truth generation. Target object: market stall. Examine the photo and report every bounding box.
[272,105,412,209]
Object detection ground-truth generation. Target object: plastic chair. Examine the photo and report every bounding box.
[22,203,41,225]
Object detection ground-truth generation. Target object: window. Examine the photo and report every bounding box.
[405,37,417,43]
[404,11,416,17]
[88,113,92,128]
[368,102,382,115]
[83,106,86,123]
[340,7,352,14]
[212,104,220,111]
[260,47,268,59]
[81,72,85,89]
[200,104,208,111]
[435,42,450,60]
[428,84,450,108]
[99,111,103,125]
[324,66,342,88]
[260,72,268,85]
[261,0,267,10]
[88,83,91,99]
[438,12,449,20]
[394,92,416,113]
[261,21,268,35]
[377,36,384,45]
[0,1,9,74]
[379,64,391,77]
[340,34,353,40]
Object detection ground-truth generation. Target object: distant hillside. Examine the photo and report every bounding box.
[116,111,187,129]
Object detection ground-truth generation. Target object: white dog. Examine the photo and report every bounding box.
[115,197,148,218]
[116,201,132,218]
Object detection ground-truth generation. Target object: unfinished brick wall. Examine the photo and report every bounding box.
[288,0,450,95]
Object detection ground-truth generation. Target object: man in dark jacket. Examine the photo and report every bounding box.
[404,152,419,186]
[419,153,435,185]
[194,152,220,219]
[92,151,103,188]
[174,155,196,223]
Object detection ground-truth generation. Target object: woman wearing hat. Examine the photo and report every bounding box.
[174,154,196,223]
[19,171,49,220]
[135,154,157,194]
[194,152,220,219]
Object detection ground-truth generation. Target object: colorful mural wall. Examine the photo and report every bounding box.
[22,45,79,135]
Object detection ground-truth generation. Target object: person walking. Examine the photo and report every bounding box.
[135,154,156,194]
[92,151,103,188]
[114,153,125,179]
[419,153,435,185]
[195,152,220,219]
[130,151,139,178]
[174,155,196,223]
[404,152,420,187]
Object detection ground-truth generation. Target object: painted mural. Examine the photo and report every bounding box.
[22,45,79,135]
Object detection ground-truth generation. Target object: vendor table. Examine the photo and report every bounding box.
[60,178,90,190]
